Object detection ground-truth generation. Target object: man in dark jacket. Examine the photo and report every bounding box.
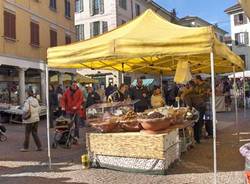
[130,79,149,112]
[86,87,101,108]
[49,84,58,128]
[183,79,207,144]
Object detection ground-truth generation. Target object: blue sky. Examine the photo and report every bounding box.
[154,0,238,33]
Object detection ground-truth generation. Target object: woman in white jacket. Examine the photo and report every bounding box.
[20,89,42,152]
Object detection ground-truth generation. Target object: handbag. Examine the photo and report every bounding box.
[22,101,31,120]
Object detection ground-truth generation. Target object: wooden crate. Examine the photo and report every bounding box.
[87,128,178,160]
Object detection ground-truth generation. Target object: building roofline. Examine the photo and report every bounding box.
[149,1,180,21]
[180,16,228,34]
[225,3,243,14]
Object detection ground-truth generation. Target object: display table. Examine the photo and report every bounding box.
[2,105,47,124]
[215,96,226,112]
[87,128,180,174]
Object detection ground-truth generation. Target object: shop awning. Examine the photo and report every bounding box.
[47,9,244,75]
[50,73,98,84]
[239,0,250,18]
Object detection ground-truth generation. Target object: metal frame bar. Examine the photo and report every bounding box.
[45,64,52,169]
[233,66,240,143]
[210,52,217,184]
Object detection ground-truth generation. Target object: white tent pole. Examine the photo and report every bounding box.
[233,66,240,143]
[243,70,246,118]
[210,52,217,184]
[45,64,52,169]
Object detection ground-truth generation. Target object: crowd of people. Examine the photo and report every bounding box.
[19,76,250,152]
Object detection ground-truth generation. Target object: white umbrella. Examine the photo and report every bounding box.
[228,70,250,78]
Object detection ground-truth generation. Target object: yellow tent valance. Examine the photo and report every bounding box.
[47,9,244,75]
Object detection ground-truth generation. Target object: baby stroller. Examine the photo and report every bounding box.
[0,123,7,142]
[52,114,76,149]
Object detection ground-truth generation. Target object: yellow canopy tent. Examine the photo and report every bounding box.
[47,9,244,75]
[239,0,250,18]
[46,10,245,179]
[50,73,98,84]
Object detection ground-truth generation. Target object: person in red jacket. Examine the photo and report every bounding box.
[61,81,83,143]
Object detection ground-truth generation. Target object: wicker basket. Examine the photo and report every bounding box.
[119,120,142,132]
[87,128,179,160]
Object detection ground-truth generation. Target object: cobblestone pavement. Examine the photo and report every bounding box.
[0,110,249,184]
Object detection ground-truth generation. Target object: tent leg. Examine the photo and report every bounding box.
[45,64,52,170]
[233,66,239,144]
[210,52,217,184]
[160,73,163,93]
[243,70,246,118]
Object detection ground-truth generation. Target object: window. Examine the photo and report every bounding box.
[135,4,140,16]
[90,0,104,16]
[50,0,57,10]
[75,0,84,13]
[50,29,57,47]
[75,24,84,40]
[102,21,108,33]
[30,22,39,46]
[219,35,224,42]
[65,0,71,17]
[93,21,100,36]
[121,20,126,25]
[234,13,247,26]
[90,21,107,37]
[65,34,71,44]
[119,0,127,10]
[235,32,249,46]
[4,11,16,40]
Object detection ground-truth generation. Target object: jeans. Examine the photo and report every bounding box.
[193,107,206,143]
[23,122,42,149]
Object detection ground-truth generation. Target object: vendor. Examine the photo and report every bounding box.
[151,85,165,108]
[183,79,206,144]
[108,84,128,102]
[130,78,149,112]
[86,86,101,108]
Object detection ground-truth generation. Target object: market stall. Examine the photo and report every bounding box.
[47,9,244,182]
[86,103,198,174]
[0,103,46,124]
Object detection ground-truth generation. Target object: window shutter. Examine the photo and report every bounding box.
[65,35,71,44]
[31,22,34,44]
[68,1,71,17]
[245,32,249,45]
[4,11,9,38]
[234,15,238,26]
[11,13,16,39]
[235,33,239,45]
[50,30,57,47]
[75,25,79,40]
[100,0,104,14]
[80,0,84,12]
[80,24,84,40]
[89,0,93,16]
[243,14,248,24]
[90,22,93,38]
[102,21,108,33]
